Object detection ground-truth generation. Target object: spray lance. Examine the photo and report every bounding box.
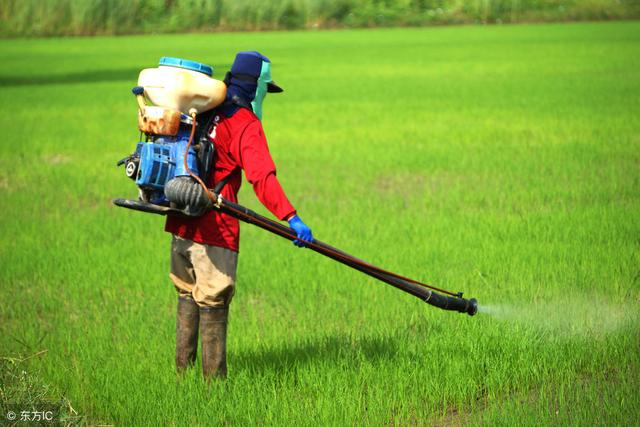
[212,196,479,316]
[115,105,478,316]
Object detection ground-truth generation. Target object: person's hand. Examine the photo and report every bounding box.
[287,215,314,247]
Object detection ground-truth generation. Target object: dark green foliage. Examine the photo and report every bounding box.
[0,0,639,36]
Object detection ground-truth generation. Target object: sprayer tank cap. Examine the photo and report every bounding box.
[159,57,213,77]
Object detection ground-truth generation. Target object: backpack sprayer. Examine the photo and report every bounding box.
[113,57,478,317]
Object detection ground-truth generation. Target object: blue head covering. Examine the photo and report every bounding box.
[221,51,283,118]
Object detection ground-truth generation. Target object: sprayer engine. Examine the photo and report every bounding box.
[117,116,202,202]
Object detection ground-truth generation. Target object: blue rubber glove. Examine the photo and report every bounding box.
[287,215,314,248]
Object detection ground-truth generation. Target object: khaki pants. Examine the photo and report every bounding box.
[169,235,238,308]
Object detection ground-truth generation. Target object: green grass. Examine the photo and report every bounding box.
[1,21,639,425]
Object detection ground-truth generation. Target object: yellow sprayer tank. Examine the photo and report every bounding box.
[138,57,227,114]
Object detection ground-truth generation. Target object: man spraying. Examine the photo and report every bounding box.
[165,51,313,379]
[114,51,478,382]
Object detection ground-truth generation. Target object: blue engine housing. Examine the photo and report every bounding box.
[136,139,200,189]
[134,126,201,205]
[135,142,174,190]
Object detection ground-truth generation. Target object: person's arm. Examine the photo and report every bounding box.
[236,121,295,220]
[235,120,313,246]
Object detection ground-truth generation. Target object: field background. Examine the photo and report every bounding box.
[1,0,640,36]
[1,21,640,425]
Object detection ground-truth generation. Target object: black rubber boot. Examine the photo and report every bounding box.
[199,306,229,380]
[176,295,199,371]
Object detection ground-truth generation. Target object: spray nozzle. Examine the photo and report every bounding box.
[467,298,478,316]
[425,292,478,316]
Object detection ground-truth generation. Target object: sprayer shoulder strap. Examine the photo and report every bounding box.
[193,109,221,184]
[206,106,238,195]
[213,173,233,194]
[196,110,219,140]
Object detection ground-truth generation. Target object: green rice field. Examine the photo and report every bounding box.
[1,21,639,425]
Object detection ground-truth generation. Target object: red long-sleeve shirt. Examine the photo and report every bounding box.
[165,108,296,252]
